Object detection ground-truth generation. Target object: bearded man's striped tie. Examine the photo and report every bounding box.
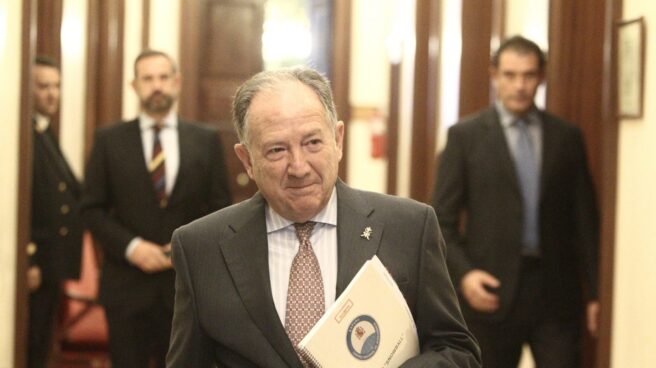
[150,123,167,208]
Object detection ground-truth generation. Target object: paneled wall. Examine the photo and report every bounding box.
[121,0,144,119]
[613,2,656,367]
[347,0,395,194]
[60,0,89,177]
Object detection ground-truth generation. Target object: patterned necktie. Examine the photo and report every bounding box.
[149,123,167,208]
[285,221,325,365]
[514,119,540,254]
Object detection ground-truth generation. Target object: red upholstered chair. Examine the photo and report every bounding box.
[51,232,110,367]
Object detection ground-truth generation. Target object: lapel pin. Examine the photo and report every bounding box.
[360,226,372,240]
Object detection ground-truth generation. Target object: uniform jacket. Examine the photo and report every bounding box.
[31,124,83,281]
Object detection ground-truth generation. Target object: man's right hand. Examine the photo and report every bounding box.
[461,269,501,312]
[27,266,42,292]
[128,240,173,273]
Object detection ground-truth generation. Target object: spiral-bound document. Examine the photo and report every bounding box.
[298,255,419,367]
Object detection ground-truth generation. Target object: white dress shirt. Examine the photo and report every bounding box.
[125,111,180,258]
[266,187,338,325]
[34,112,50,132]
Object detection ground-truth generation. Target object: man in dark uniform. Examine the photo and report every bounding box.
[27,55,83,368]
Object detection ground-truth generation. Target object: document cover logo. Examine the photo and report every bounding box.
[346,315,380,360]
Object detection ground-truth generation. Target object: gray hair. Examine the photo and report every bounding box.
[232,67,338,145]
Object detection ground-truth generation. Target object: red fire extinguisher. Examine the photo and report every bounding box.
[370,111,387,159]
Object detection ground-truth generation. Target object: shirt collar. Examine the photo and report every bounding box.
[495,100,540,128]
[266,186,338,234]
[139,111,178,131]
[34,113,50,133]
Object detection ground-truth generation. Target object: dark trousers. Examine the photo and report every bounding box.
[28,281,60,368]
[104,296,173,368]
[467,258,581,368]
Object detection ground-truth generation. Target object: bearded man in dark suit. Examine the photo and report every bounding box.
[81,50,232,368]
[166,67,481,367]
[432,36,600,368]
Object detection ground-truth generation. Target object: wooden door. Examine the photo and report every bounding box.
[180,0,265,203]
[180,0,350,203]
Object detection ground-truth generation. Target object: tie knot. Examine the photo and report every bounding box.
[514,117,528,126]
[515,118,533,131]
[294,221,315,242]
[153,121,164,132]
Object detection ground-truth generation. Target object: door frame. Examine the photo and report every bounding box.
[15,0,37,366]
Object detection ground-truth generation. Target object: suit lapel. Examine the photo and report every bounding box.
[167,120,189,206]
[335,182,384,296]
[122,120,158,202]
[219,194,301,368]
[220,184,386,365]
[538,112,557,202]
[483,109,522,198]
[33,127,81,196]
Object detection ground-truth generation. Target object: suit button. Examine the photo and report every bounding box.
[59,227,69,236]
[159,198,168,208]
[58,182,67,192]
[60,204,70,214]
[26,242,37,256]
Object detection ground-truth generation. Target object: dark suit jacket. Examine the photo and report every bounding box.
[81,118,232,307]
[432,107,599,322]
[31,124,83,281]
[166,181,481,368]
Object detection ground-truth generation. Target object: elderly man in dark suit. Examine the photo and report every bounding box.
[166,67,481,367]
[81,50,232,368]
[28,55,83,368]
[432,36,600,368]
